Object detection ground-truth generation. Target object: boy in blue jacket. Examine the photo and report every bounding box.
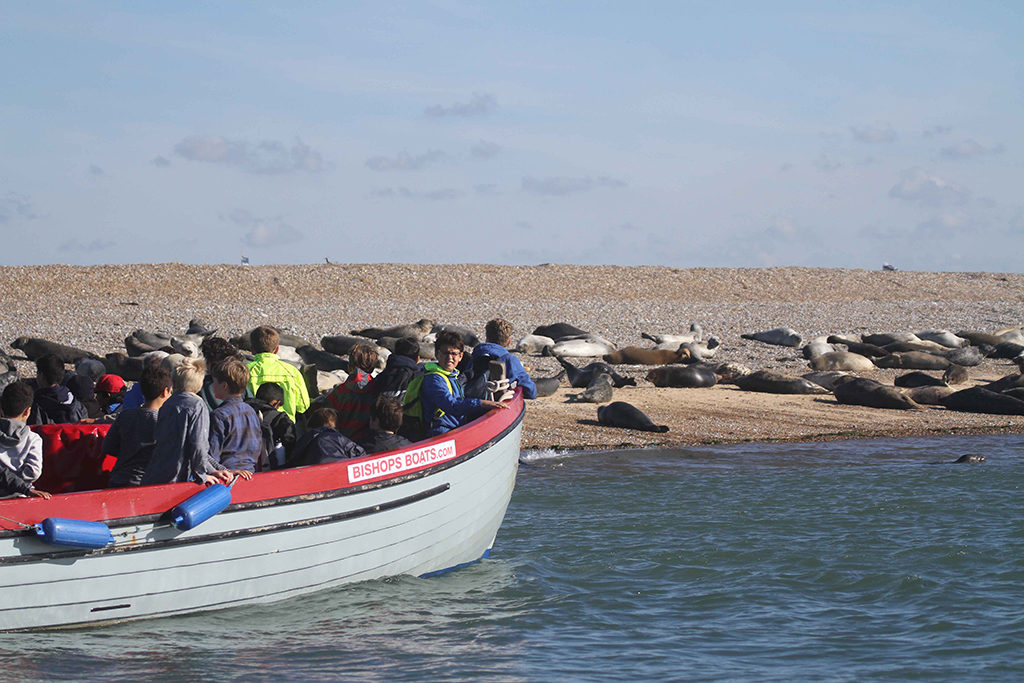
[418,331,508,438]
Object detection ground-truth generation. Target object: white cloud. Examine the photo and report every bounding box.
[223,209,304,248]
[174,136,326,174]
[850,124,897,144]
[423,92,497,118]
[939,139,1005,160]
[521,176,627,195]
[888,168,969,206]
[365,150,445,171]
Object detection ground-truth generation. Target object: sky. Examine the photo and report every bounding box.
[2,2,1022,270]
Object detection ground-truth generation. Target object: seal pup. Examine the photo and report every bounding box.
[533,323,588,340]
[941,386,1024,415]
[556,357,636,388]
[894,371,946,388]
[810,351,875,372]
[874,352,950,371]
[733,370,828,395]
[645,365,717,388]
[572,373,614,403]
[532,371,564,398]
[516,334,555,355]
[602,346,691,365]
[597,402,669,433]
[832,377,921,410]
[740,327,803,347]
[11,337,99,363]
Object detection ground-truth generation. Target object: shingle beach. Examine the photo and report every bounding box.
[3,264,1023,451]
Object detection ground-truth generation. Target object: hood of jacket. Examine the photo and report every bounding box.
[0,418,29,448]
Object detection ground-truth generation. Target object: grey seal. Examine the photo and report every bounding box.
[641,324,703,346]
[546,337,616,358]
[321,335,374,357]
[874,352,950,371]
[516,334,556,354]
[942,365,970,385]
[810,351,875,372]
[904,385,956,405]
[826,337,889,358]
[533,323,588,340]
[956,330,1005,346]
[11,337,99,363]
[572,373,614,403]
[556,357,636,388]
[603,346,691,365]
[733,370,828,395]
[741,327,803,347]
[296,345,348,373]
[597,401,669,433]
[832,377,921,410]
[894,371,946,388]
[431,323,479,348]
[351,319,434,341]
[645,365,717,388]
[532,371,564,398]
[863,332,920,346]
[940,387,1024,415]
[945,346,988,367]
[801,371,852,392]
[915,330,967,348]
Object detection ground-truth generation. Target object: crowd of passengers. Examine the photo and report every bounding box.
[0,319,535,498]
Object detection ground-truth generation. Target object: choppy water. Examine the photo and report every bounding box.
[3,434,1023,681]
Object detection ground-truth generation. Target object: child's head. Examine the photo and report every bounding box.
[139,366,172,402]
[255,382,285,408]
[371,395,404,433]
[434,330,464,371]
[307,406,338,430]
[94,374,127,408]
[349,343,380,374]
[172,357,206,394]
[251,326,280,354]
[485,318,514,347]
[35,354,65,387]
[200,336,239,366]
[1,381,34,419]
[395,337,420,360]
[211,358,249,397]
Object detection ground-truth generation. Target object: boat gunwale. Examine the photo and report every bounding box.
[0,391,524,537]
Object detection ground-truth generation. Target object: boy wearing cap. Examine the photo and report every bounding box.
[0,381,45,491]
[95,374,127,415]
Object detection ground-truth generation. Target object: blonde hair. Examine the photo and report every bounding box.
[173,357,206,394]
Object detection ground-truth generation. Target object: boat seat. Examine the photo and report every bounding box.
[31,423,114,493]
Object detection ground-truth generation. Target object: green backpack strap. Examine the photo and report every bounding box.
[402,370,453,420]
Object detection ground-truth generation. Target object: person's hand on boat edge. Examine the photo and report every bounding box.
[231,469,254,481]
[481,399,510,411]
[27,488,52,500]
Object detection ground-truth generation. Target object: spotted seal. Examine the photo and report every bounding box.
[556,357,635,388]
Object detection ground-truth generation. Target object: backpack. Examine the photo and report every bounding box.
[402,369,453,421]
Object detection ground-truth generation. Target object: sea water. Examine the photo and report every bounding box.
[2,433,1022,681]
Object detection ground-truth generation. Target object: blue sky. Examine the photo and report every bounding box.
[2,2,1022,270]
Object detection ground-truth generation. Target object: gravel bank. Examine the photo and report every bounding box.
[3,264,1023,450]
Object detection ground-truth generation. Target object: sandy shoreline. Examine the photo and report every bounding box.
[3,264,1023,450]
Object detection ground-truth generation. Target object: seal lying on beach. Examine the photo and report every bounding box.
[863,332,920,346]
[741,327,803,347]
[801,371,851,392]
[809,351,875,372]
[641,324,703,346]
[894,371,946,388]
[832,377,921,410]
[532,371,564,397]
[645,365,717,388]
[905,385,956,405]
[533,322,588,340]
[516,334,556,355]
[827,337,889,358]
[571,373,614,403]
[940,386,1024,415]
[431,323,479,347]
[321,335,373,357]
[556,357,636,388]
[597,401,669,433]
[232,328,310,351]
[603,346,691,365]
[296,345,348,372]
[545,336,616,358]
[12,337,99,363]
[942,365,970,384]
[874,352,950,371]
[915,330,967,348]
[351,319,434,341]
[733,370,827,395]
